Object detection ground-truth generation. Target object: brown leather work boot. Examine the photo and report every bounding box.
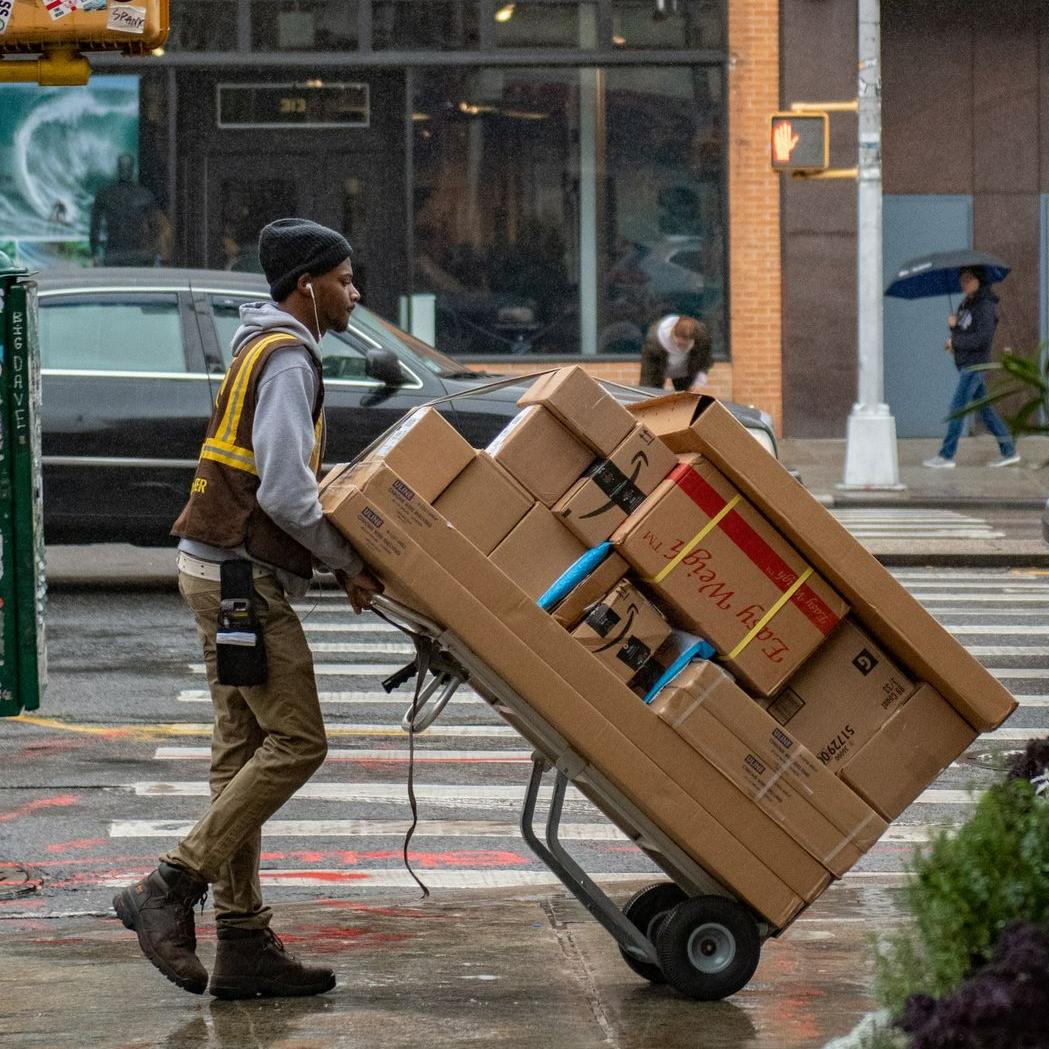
[113,862,209,994]
[209,927,337,999]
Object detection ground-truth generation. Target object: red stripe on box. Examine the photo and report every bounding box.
[669,464,840,635]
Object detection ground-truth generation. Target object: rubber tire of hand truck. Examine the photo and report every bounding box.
[655,895,761,1000]
[618,882,687,984]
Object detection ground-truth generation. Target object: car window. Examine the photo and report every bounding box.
[349,305,463,376]
[39,295,187,373]
[209,297,372,381]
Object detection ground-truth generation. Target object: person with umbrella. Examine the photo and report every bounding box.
[922,265,1019,469]
[885,250,1019,469]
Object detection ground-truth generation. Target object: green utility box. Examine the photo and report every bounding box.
[0,253,47,716]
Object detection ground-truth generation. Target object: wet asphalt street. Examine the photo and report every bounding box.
[0,510,1046,1048]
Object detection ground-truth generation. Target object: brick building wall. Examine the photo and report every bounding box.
[725,0,782,429]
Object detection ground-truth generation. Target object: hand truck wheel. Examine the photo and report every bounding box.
[618,881,687,984]
[655,895,761,1000]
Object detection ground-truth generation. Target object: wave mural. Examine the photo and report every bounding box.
[0,76,139,255]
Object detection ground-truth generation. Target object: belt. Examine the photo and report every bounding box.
[177,552,272,583]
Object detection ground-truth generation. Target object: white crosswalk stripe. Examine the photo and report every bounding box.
[116,564,1048,900]
[831,508,1004,539]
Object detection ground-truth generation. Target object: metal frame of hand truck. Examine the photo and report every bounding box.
[373,594,773,971]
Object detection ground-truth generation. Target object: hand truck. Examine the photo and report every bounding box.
[372,593,772,1001]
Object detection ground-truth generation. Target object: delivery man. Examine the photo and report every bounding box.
[113,218,382,998]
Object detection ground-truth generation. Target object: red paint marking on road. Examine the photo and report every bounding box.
[46,838,107,854]
[320,901,447,920]
[0,897,43,908]
[0,794,79,823]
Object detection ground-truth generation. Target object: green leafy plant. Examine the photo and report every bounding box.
[871,778,1049,1017]
[950,345,1049,447]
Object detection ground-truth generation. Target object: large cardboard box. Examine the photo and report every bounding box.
[517,366,635,455]
[549,552,629,629]
[841,684,978,819]
[322,461,832,918]
[488,405,595,507]
[650,661,887,874]
[762,618,916,769]
[362,407,473,502]
[613,459,848,696]
[571,579,672,683]
[433,452,533,555]
[626,394,1017,733]
[490,505,587,601]
[554,424,677,547]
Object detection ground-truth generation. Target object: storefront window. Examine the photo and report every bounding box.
[372,1,480,50]
[413,68,579,355]
[411,63,725,360]
[491,2,592,48]
[609,0,724,50]
[168,0,238,51]
[251,0,359,51]
[601,66,726,359]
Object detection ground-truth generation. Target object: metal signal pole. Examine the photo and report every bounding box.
[840,0,904,489]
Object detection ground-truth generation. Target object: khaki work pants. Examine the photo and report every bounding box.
[161,571,327,931]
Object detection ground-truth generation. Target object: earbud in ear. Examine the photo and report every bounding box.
[307,282,315,299]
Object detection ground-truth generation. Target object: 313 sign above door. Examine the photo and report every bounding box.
[217,83,370,129]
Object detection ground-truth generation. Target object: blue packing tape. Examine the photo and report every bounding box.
[537,542,613,611]
[642,640,717,704]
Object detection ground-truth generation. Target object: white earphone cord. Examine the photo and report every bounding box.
[308,283,321,341]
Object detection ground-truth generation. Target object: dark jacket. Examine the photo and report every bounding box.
[639,319,713,389]
[950,286,999,370]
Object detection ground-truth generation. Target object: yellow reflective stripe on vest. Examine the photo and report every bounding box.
[309,414,325,474]
[201,436,257,475]
[218,334,296,445]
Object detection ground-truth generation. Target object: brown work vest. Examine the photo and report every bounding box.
[171,332,326,579]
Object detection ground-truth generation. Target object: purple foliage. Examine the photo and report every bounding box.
[1007,737,1049,784]
[897,922,1049,1048]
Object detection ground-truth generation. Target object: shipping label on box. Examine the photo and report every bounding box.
[517,365,635,455]
[571,579,671,683]
[490,504,587,601]
[614,459,847,696]
[841,683,978,820]
[554,425,676,547]
[363,407,474,502]
[763,618,916,769]
[433,452,533,555]
[488,404,595,507]
[650,664,870,875]
[551,552,629,629]
[663,661,887,852]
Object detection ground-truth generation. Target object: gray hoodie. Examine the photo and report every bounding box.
[179,301,364,597]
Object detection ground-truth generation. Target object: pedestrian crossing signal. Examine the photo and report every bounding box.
[770,112,829,173]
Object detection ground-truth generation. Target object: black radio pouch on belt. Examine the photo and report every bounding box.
[215,560,267,687]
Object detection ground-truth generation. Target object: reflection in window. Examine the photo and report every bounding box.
[40,299,186,372]
[602,66,726,359]
[610,0,725,50]
[251,0,359,51]
[412,68,578,355]
[492,2,589,48]
[168,0,237,51]
[372,1,479,50]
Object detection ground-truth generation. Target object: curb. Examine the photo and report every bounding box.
[816,493,1047,511]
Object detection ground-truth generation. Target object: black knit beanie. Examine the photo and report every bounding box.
[258,218,352,302]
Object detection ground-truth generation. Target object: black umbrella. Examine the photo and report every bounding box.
[884,249,1011,300]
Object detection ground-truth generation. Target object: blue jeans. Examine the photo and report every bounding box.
[939,367,1015,460]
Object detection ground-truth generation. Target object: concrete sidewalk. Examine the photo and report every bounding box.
[780,433,1049,508]
[0,881,892,1049]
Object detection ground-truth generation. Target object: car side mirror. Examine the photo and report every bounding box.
[365,347,405,387]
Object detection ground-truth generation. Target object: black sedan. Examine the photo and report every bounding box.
[36,267,777,545]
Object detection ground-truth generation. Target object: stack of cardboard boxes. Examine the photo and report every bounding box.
[320,367,1016,931]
